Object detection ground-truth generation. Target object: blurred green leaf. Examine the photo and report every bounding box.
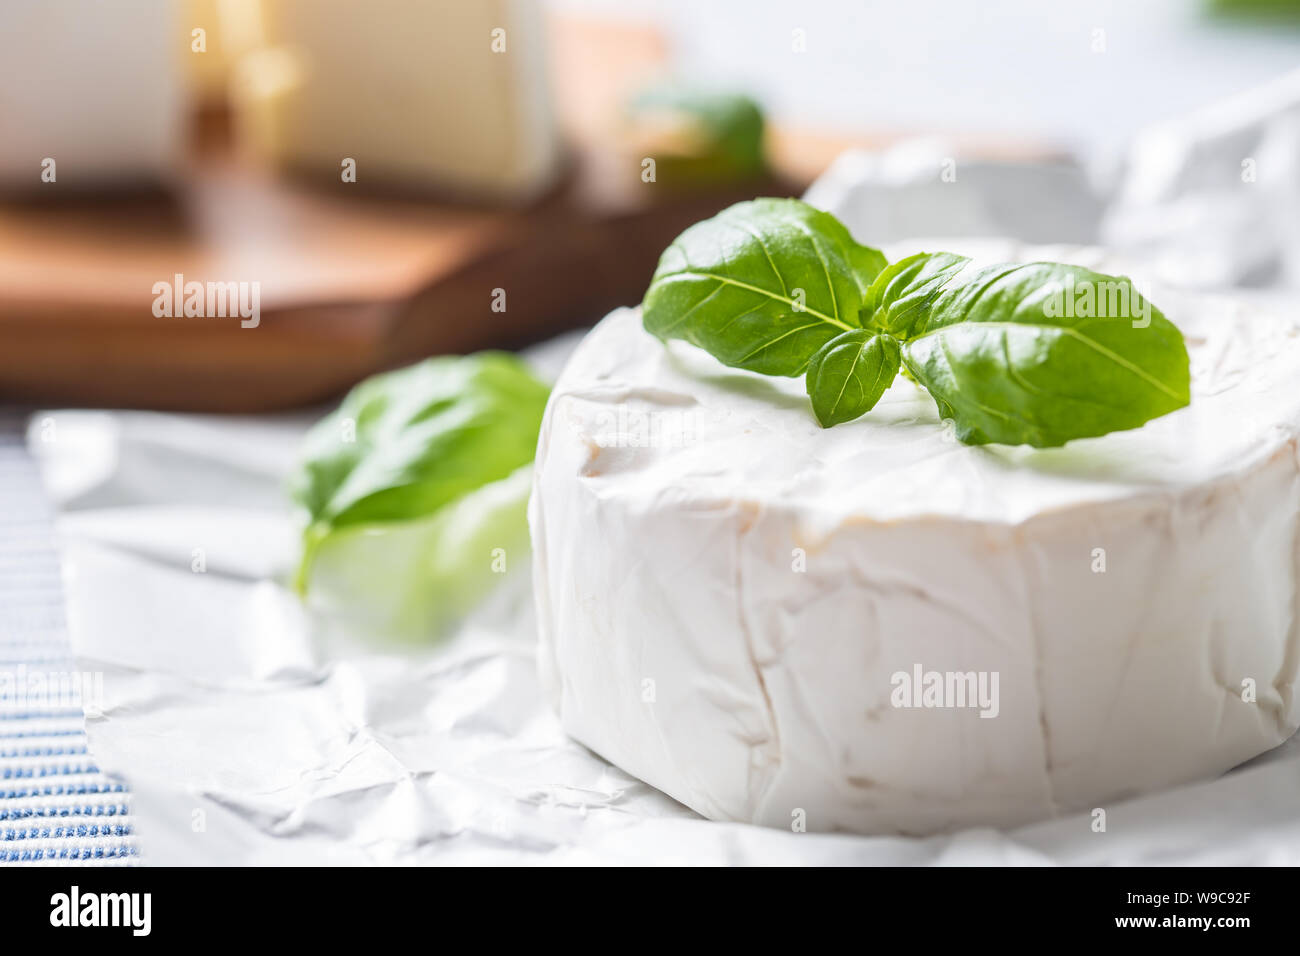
[289,352,549,636]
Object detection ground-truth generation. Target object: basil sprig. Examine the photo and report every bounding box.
[641,199,1191,448]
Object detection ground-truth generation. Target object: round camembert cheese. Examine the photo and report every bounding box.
[529,245,1300,835]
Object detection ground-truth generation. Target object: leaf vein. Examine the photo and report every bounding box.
[791,221,840,322]
[736,321,828,364]
[829,342,864,417]
[732,220,789,296]
[652,272,852,330]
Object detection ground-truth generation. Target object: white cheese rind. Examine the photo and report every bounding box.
[530,249,1300,834]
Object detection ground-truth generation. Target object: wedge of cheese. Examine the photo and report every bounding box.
[0,0,184,188]
[231,0,561,199]
[529,245,1300,835]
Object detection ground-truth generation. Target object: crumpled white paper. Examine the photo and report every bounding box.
[31,396,1300,865]
[1102,68,1300,290]
[803,138,1103,246]
[28,72,1300,865]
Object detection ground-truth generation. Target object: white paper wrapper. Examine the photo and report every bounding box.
[28,395,1300,866]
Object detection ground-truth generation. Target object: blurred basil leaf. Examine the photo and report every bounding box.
[627,87,766,180]
[290,352,549,635]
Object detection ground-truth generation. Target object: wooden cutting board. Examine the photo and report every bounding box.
[0,155,801,411]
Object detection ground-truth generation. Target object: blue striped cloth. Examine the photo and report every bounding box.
[0,413,136,864]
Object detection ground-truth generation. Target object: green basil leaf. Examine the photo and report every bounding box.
[290,352,550,593]
[893,262,1191,447]
[805,329,901,427]
[642,198,888,376]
